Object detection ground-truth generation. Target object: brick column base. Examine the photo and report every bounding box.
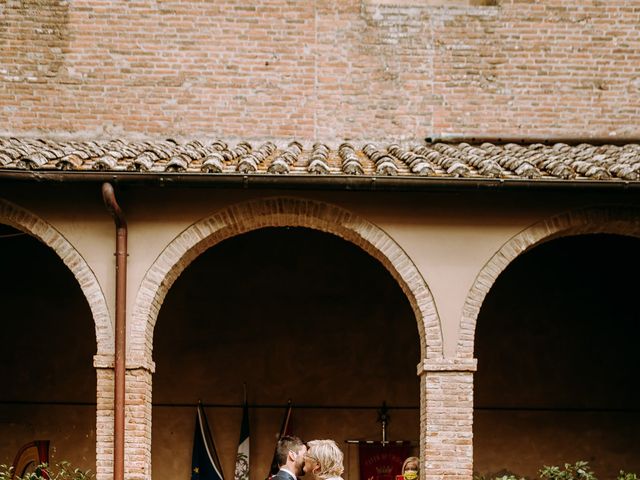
[96,363,114,480]
[419,359,477,480]
[95,355,155,480]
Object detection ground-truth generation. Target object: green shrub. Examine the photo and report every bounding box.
[0,462,94,480]
[539,461,597,480]
[473,470,526,480]
[476,461,639,480]
[0,465,11,480]
[618,472,639,480]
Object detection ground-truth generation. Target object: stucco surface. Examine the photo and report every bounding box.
[1,186,637,356]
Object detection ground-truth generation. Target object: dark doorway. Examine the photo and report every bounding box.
[474,234,640,478]
[0,224,96,470]
[153,227,420,480]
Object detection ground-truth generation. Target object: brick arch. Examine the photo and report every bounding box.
[459,205,640,358]
[131,197,441,361]
[0,198,113,353]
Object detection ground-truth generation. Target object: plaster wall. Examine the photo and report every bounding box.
[1,186,636,357]
[0,405,96,470]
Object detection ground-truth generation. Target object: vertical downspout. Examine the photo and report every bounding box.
[102,183,127,480]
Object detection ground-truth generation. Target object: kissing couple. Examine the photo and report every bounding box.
[272,436,344,480]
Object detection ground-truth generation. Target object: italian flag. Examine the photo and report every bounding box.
[235,402,250,480]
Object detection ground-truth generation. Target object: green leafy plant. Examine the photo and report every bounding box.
[618,472,639,480]
[539,462,597,480]
[0,465,14,480]
[475,462,638,480]
[0,462,94,480]
[473,471,526,480]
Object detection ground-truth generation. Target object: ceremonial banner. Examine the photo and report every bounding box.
[235,402,250,480]
[358,442,411,480]
[191,404,225,480]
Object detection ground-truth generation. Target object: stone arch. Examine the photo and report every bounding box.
[0,198,112,353]
[131,196,441,361]
[459,205,640,358]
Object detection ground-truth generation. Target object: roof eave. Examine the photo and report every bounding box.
[0,170,638,193]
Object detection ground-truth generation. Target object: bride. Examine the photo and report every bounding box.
[303,440,345,480]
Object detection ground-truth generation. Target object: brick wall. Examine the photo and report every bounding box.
[1,0,639,141]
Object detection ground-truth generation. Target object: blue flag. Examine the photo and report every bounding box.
[191,404,224,480]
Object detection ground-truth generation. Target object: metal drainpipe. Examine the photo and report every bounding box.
[102,183,127,480]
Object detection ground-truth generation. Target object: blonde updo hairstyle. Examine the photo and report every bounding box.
[306,440,345,479]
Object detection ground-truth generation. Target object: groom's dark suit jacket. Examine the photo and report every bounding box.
[272,470,296,480]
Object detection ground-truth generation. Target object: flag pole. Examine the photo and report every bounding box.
[235,385,251,480]
[280,399,292,437]
[267,399,293,479]
[192,401,225,480]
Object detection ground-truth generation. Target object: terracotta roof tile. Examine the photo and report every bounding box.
[1,137,639,183]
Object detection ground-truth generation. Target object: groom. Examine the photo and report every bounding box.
[271,436,307,480]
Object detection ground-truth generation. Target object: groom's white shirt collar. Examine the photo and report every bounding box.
[280,467,297,479]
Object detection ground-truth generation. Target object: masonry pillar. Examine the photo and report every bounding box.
[95,356,115,480]
[420,359,477,480]
[95,355,155,480]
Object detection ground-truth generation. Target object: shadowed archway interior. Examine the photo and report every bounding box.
[0,224,96,470]
[473,233,640,479]
[152,227,420,480]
